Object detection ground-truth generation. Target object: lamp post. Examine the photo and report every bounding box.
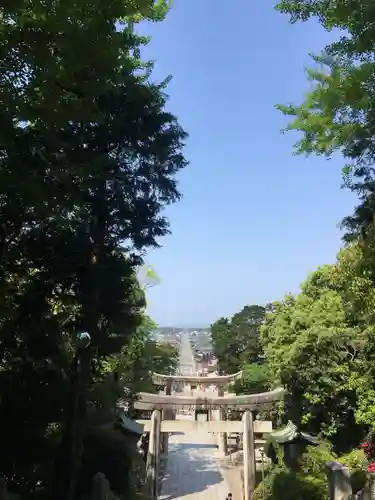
[76,331,91,350]
[137,264,161,291]
[51,331,91,500]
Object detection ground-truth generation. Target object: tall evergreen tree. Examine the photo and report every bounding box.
[0,0,188,496]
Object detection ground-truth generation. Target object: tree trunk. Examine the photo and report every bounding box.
[51,186,106,500]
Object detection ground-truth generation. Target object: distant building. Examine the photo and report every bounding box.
[196,353,217,375]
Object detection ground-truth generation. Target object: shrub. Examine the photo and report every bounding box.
[76,426,144,499]
[340,449,368,471]
[254,443,337,500]
[256,440,372,500]
[299,443,336,480]
[253,467,328,500]
[340,449,368,493]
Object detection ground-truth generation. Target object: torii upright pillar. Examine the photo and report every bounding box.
[243,411,256,500]
[217,385,228,455]
[161,381,172,454]
[146,410,161,500]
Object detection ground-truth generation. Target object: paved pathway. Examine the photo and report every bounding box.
[178,335,196,376]
[159,424,230,500]
[158,336,230,499]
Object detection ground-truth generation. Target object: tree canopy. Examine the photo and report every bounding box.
[270,0,375,451]
[210,246,375,450]
[261,244,375,451]
[210,304,266,374]
[275,0,375,241]
[90,315,178,422]
[212,2,375,495]
[117,315,178,399]
[0,0,187,496]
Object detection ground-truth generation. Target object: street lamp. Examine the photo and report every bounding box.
[137,264,161,291]
[76,331,91,350]
[51,331,91,500]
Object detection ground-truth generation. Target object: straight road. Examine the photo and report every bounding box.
[178,334,196,376]
[158,335,231,499]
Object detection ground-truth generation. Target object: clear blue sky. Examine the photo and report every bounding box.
[141,0,356,327]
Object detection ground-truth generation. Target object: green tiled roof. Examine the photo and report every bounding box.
[117,413,144,436]
[270,421,318,445]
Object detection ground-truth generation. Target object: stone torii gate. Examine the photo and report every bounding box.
[151,370,243,453]
[134,383,285,500]
[151,370,243,396]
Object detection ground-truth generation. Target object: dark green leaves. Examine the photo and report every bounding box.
[210,305,266,374]
[275,0,375,240]
[0,0,187,494]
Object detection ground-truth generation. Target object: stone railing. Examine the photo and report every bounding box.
[327,462,375,500]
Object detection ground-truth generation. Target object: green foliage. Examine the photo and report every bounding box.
[234,362,270,395]
[261,245,373,451]
[273,0,375,441]
[264,437,285,466]
[116,315,178,398]
[77,426,143,498]
[275,0,375,243]
[66,315,178,493]
[275,0,375,57]
[299,443,336,479]
[210,305,266,374]
[340,449,368,471]
[339,449,369,493]
[0,0,187,496]
[210,317,235,373]
[253,467,328,500]
[232,305,266,363]
[256,442,367,500]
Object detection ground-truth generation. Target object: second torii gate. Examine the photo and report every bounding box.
[150,370,243,453]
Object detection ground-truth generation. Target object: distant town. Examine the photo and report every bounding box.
[151,327,216,374]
